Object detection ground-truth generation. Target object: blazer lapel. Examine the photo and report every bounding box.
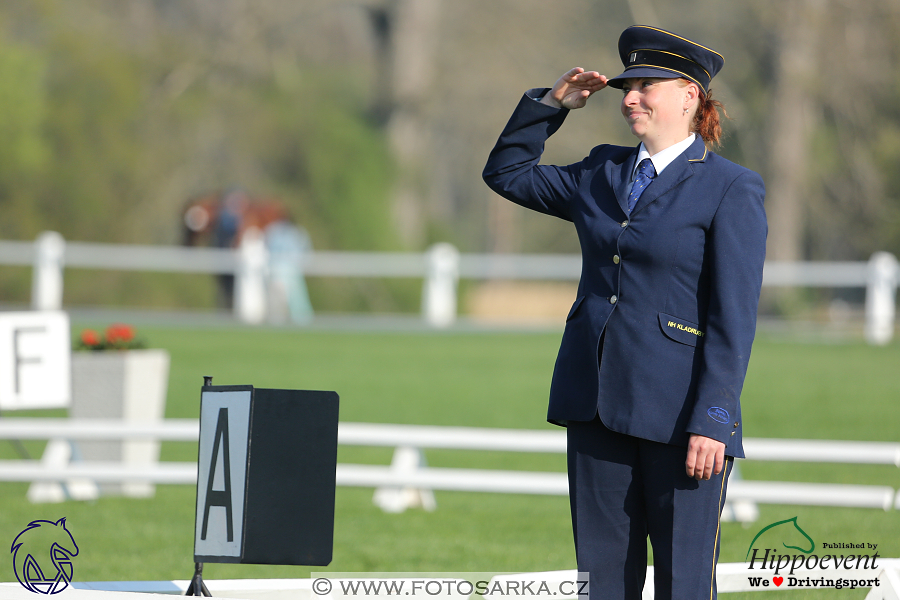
[608,148,639,216]
[630,136,708,217]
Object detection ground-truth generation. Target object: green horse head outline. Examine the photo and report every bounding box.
[745,516,815,561]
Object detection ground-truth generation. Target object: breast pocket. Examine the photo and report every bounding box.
[658,312,704,347]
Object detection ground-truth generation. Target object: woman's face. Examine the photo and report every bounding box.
[620,78,693,149]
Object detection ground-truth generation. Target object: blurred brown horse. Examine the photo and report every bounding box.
[181,188,293,309]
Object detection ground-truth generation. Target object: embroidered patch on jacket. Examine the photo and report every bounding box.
[707,406,730,424]
[658,312,704,346]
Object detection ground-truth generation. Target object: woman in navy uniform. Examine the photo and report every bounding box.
[483,26,767,599]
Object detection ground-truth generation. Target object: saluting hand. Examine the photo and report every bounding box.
[541,68,608,110]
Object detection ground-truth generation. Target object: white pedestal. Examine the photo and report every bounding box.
[27,349,170,503]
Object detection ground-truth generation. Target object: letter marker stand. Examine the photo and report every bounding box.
[186,377,339,595]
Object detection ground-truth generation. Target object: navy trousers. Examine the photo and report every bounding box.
[567,416,732,600]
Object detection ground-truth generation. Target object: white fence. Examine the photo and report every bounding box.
[1,232,898,342]
[0,419,897,516]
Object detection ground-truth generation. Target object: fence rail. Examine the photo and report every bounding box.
[2,419,899,464]
[1,233,897,342]
[0,419,897,513]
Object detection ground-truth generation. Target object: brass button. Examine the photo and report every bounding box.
[613,255,620,264]
[734,422,740,428]
[621,221,629,228]
[609,295,618,304]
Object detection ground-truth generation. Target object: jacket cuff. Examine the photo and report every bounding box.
[686,407,738,445]
[526,87,551,101]
[524,88,567,112]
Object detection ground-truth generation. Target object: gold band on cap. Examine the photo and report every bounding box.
[631,48,712,81]
[630,25,724,64]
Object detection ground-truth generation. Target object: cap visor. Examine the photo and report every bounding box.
[606,66,684,88]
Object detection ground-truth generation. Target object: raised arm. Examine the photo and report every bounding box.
[483,68,613,221]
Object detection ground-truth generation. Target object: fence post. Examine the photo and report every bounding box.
[865,251,898,346]
[422,243,459,328]
[31,231,65,311]
[372,446,437,513]
[234,227,268,324]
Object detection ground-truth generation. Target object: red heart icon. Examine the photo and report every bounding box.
[773,577,783,587]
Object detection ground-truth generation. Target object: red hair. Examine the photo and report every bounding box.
[677,79,728,148]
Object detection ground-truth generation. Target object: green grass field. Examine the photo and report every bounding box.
[1,325,898,598]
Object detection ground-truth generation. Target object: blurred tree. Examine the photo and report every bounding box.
[762,0,818,263]
[368,0,441,248]
[0,0,403,310]
[806,0,900,259]
[0,0,397,250]
[0,37,49,239]
[2,0,900,313]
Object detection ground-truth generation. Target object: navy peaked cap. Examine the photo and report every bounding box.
[606,25,724,93]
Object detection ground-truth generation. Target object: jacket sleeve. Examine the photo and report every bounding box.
[482,89,583,222]
[686,170,767,444]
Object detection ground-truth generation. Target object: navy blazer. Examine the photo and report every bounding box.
[483,91,767,458]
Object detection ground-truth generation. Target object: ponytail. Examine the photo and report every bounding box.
[692,88,728,148]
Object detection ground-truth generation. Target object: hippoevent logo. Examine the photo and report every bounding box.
[744,516,881,591]
[10,518,79,594]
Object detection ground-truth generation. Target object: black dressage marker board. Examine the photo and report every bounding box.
[193,384,339,566]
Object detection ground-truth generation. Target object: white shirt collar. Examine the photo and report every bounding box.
[632,133,696,180]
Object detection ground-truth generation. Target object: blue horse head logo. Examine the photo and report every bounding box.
[11,518,79,594]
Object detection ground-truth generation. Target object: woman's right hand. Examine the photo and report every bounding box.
[541,68,608,109]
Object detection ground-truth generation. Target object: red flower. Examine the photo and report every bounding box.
[105,323,135,345]
[76,323,144,351]
[81,329,101,347]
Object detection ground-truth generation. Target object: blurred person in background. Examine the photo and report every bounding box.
[483,26,767,599]
[182,188,313,323]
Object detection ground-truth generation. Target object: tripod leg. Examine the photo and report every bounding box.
[185,562,212,596]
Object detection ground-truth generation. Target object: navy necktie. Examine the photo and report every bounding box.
[627,158,656,213]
